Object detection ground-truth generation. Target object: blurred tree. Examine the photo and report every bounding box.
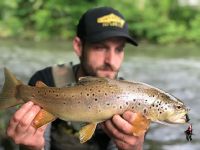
[0,0,199,44]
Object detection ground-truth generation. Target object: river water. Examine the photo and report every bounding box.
[0,40,199,150]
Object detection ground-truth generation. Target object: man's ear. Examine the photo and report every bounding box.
[73,36,83,57]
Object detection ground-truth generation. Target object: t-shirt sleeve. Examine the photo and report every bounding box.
[28,67,55,87]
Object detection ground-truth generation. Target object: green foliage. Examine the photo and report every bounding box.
[0,0,199,44]
[187,13,200,42]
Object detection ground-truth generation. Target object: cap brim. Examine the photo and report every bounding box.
[85,31,138,46]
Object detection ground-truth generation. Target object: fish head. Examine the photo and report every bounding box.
[163,100,189,124]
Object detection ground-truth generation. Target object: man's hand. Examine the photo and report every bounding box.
[101,111,146,150]
[7,101,47,150]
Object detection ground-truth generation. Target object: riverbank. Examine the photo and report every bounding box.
[1,38,200,58]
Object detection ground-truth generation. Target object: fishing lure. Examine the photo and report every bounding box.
[185,124,193,141]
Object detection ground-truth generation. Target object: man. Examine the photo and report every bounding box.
[6,7,146,150]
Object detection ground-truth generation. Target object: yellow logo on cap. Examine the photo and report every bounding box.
[97,13,125,28]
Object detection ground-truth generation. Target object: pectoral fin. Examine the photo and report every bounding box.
[33,109,56,128]
[132,113,150,136]
[79,123,97,143]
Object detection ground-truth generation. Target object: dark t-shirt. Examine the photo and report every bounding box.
[28,66,111,150]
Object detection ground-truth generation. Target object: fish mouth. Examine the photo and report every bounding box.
[175,114,189,124]
[185,114,190,122]
[167,113,189,124]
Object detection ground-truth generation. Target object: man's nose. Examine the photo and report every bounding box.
[105,49,115,65]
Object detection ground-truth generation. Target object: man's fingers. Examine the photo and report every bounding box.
[104,119,140,146]
[104,119,122,139]
[104,119,131,140]
[114,139,132,150]
[6,101,47,150]
[7,101,34,136]
[11,101,34,123]
[35,124,48,136]
[112,114,133,135]
[122,111,136,124]
[15,105,41,134]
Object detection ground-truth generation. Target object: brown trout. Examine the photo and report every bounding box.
[0,68,189,143]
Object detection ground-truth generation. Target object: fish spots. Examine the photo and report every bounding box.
[156,100,162,107]
[78,101,81,104]
[94,98,98,102]
[126,102,129,105]
[159,108,164,114]
[143,108,147,114]
[106,103,110,106]
[119,106,123,109]
[87,93,90,96]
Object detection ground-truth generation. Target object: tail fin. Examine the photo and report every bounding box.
[0,68,23,109]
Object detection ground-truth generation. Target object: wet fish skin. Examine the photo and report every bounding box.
[0,68,189,143]
[16,77,188,124]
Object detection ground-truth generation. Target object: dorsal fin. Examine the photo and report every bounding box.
[36,81,48,87]
[78,76,109,84]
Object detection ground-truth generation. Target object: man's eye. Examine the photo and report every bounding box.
[116,47,124,52]
[94,46,105,50]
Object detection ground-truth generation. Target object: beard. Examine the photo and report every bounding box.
[80,53,119,79]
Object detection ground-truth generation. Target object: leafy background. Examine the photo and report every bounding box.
[0,0,200,44]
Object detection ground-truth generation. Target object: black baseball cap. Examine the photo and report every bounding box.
[77,7,138,46]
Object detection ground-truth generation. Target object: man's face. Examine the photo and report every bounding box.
[80,37,125,79]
